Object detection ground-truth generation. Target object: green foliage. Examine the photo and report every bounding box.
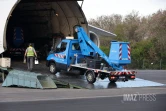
[100,46,110,56]
[89,10,166,69]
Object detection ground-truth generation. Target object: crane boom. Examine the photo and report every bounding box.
[76,26,124,70]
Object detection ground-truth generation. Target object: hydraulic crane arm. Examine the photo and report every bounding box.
[75,26,123,70]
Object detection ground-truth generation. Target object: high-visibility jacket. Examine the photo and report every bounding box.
[26,46,35,57]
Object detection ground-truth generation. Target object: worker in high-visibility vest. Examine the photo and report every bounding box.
[24,43,37,71]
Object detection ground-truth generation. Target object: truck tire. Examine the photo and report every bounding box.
[49,62,57,74]
[85,70,96,84]
[109,80,117,83]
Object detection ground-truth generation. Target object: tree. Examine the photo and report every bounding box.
[88,10,166,69]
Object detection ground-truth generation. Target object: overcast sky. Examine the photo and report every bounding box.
[78,0,166,20]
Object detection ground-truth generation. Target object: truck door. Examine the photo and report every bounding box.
[67,41,83,66]
[54,41,68,70]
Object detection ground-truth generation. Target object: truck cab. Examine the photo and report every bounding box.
[46,39,84,74]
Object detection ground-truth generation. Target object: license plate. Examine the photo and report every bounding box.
[119,76,125,79]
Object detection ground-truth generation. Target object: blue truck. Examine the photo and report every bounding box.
[46,26,136,84]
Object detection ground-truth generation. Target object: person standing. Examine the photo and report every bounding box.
[24,43,37,71]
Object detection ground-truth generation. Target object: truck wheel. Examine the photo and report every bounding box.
[49,63,57,74]
[86,70,96,84]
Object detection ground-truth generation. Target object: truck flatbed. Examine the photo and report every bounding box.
[69,63,136,83]
[70,63,135,76]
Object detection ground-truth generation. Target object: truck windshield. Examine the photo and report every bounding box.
[56,42,67,52]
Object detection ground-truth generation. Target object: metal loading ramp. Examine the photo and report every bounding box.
[2,70,57,89]
[49,75,86,89]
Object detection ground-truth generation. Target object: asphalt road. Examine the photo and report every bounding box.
[0,61,165,111]
[136,70,166,84]
[0,94,166,111]
[11,61,166,89]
